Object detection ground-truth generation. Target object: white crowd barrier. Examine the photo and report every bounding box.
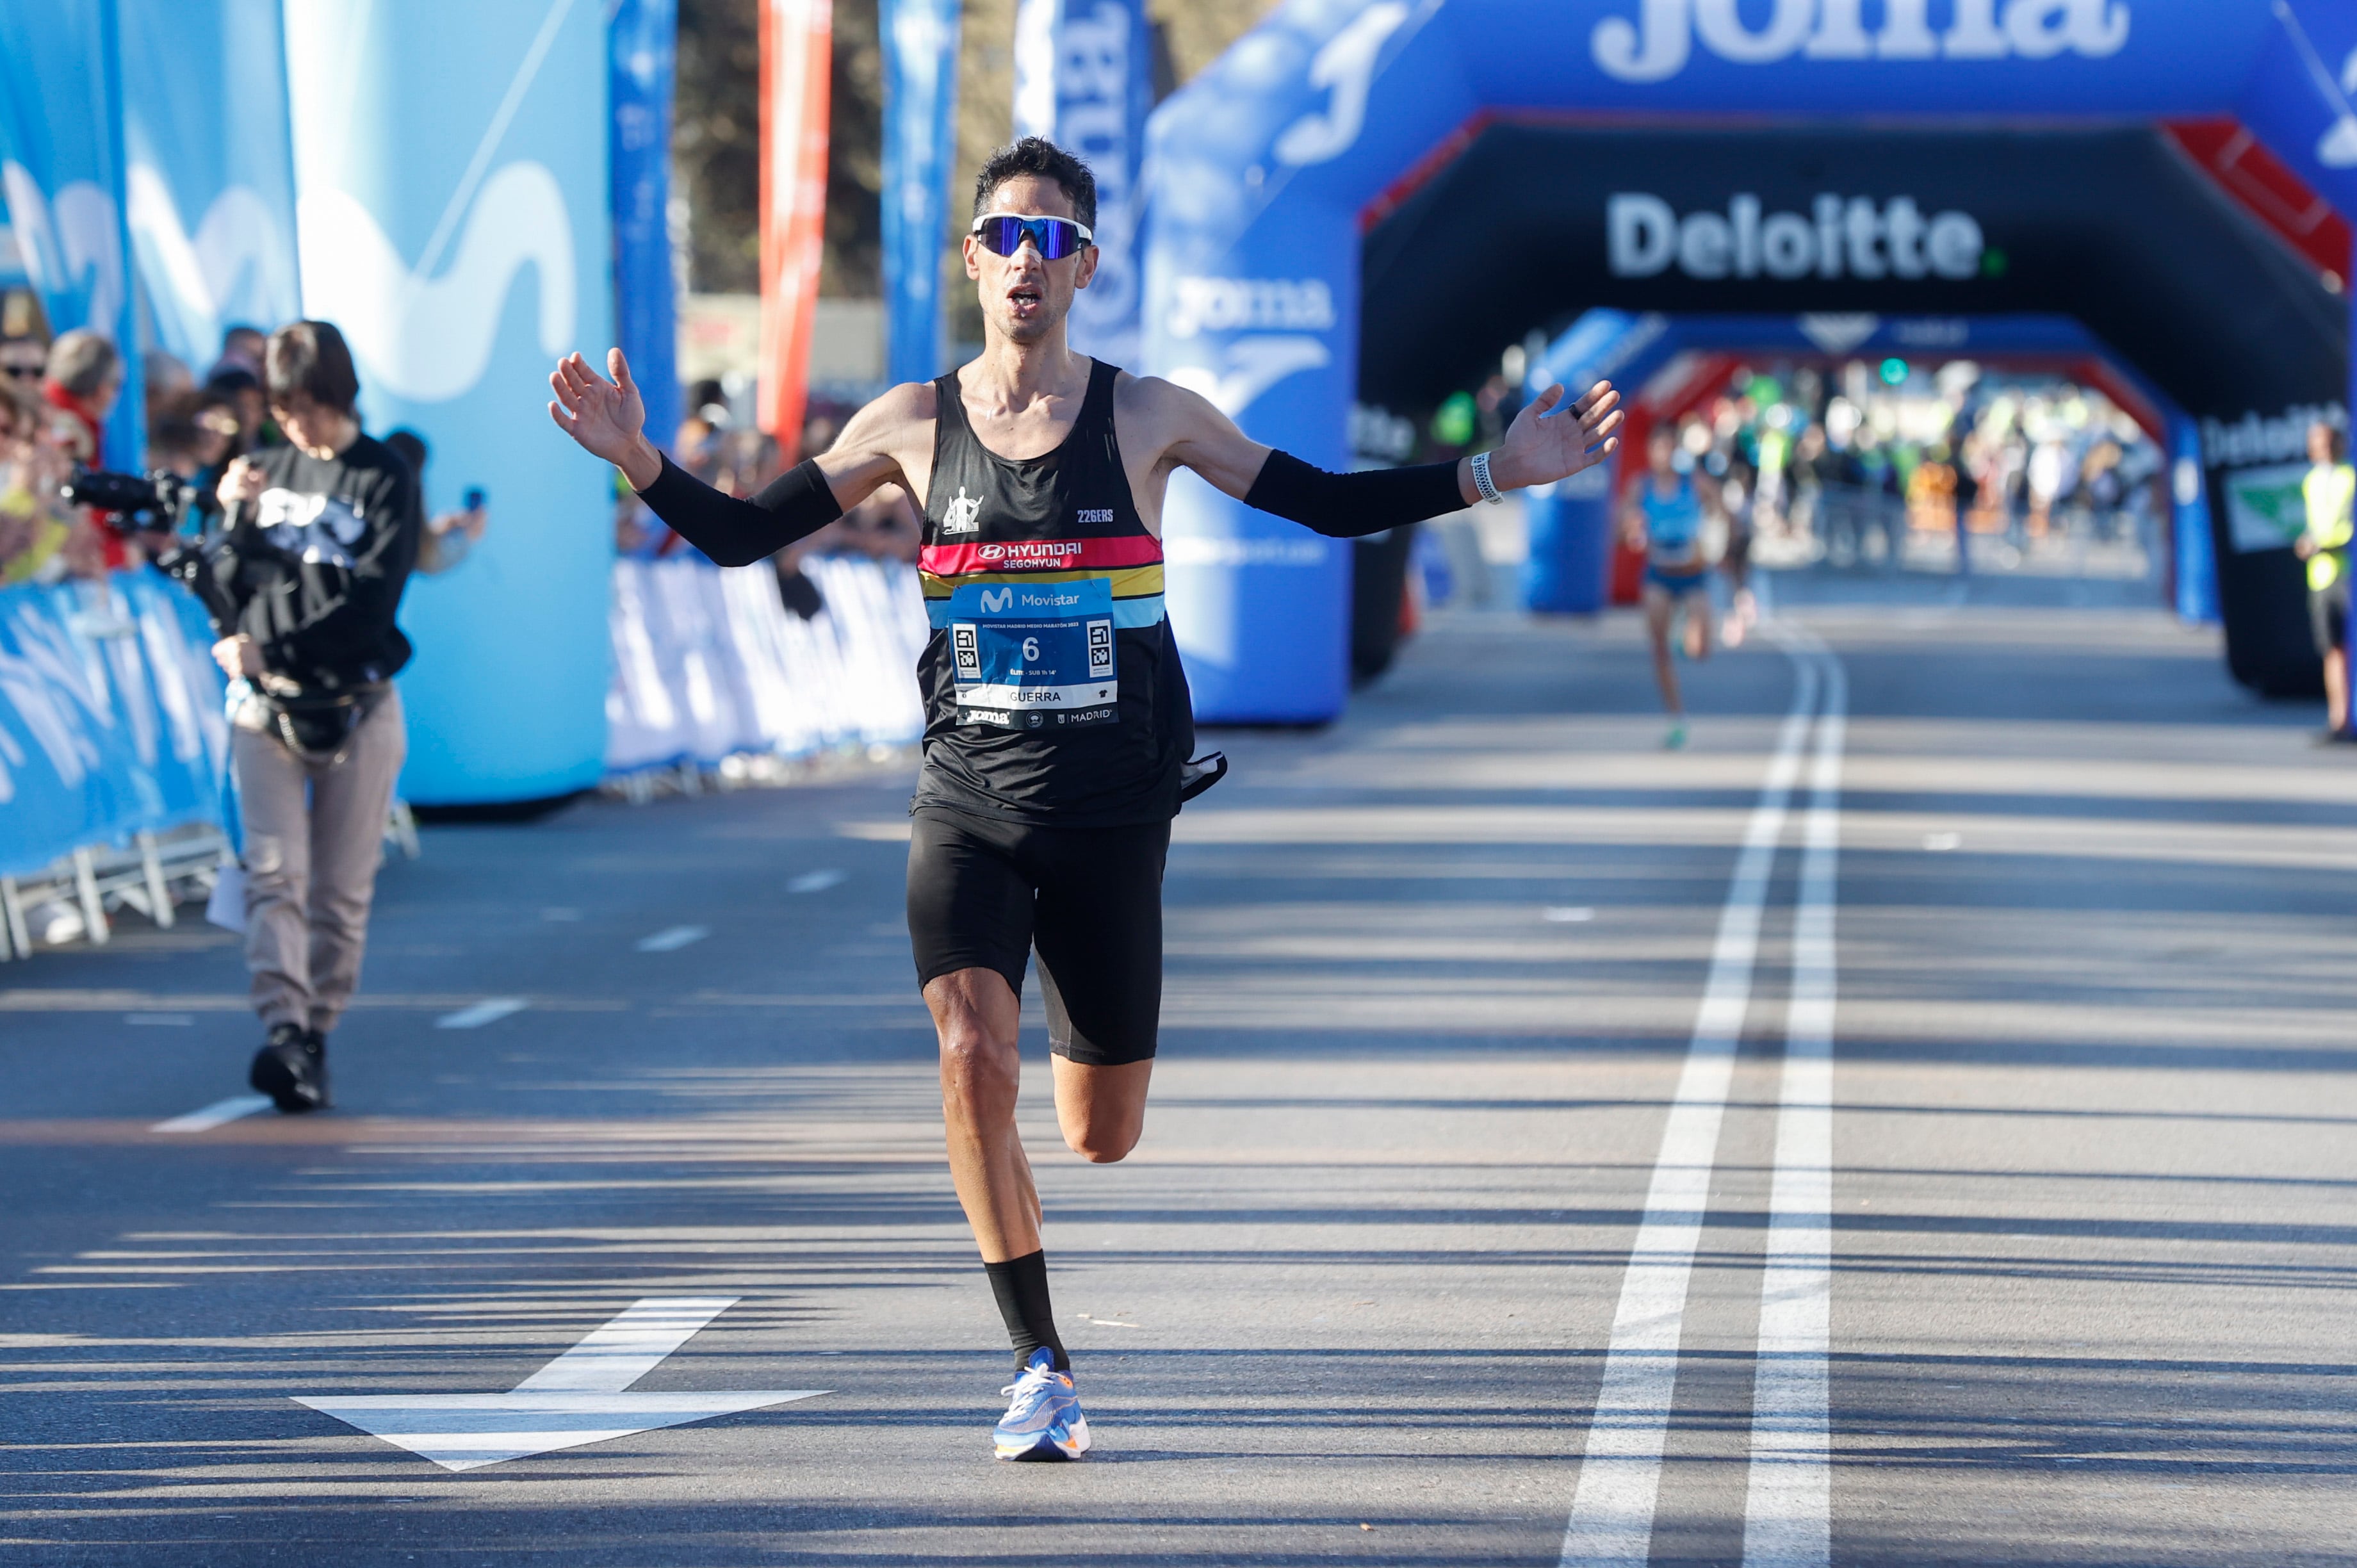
[1,552,929,955]
[605,553,929,774]
[0,572,236,958]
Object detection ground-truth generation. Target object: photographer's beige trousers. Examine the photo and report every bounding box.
[231,689,405,1034]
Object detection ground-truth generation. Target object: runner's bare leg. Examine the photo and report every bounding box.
[927,969,1155,1261]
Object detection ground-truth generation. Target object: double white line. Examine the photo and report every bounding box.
[1561,624,1847,1568]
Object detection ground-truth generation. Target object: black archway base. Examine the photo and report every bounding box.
[1362,123,2347,696]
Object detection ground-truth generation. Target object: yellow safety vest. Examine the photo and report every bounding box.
[2303,462,2354,591]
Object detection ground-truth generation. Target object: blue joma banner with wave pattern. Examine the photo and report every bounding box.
[116,0,303,374]
[0,0,145,466]
[0,575,229,881]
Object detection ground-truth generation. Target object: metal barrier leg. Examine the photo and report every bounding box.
[0,876,19,960]
[139,831,176,929]
[72,848,111,945]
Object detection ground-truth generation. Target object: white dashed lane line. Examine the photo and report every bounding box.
[637,925,710,952]
[435,998,529,1030]
[788,869,845,893]
[153,1095,273,1134]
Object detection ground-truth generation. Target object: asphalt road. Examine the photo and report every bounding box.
[3,577,2353,1565]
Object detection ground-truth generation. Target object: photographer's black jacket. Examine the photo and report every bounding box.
[206,434,421,692]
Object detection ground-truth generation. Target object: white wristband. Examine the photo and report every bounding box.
[1469,449,1505,506]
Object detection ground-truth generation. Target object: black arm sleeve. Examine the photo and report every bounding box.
[1241,450,1467,538]
[636,453,845,567]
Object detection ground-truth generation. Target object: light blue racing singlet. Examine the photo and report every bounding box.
[1642,475,1705,571]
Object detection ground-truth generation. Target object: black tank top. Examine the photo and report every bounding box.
[913,359,1185,826]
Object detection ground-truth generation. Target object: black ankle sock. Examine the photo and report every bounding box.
[983,1250,1068,1372]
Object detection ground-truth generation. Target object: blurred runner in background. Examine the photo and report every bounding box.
[2297,420,2353,742]
[1622,426,1718,749]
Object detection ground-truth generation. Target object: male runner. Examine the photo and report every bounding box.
[1620,425,1719,749]
[548,137,1622,1460]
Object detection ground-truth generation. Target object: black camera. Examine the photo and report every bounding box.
[61,468,238,626]
[60,467,207,534]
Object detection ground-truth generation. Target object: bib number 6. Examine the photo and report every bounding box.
[1022,636,1041,662]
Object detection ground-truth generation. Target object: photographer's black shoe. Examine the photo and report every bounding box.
[249,1023,329,1113]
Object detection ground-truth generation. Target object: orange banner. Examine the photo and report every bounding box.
[759,0,833,447]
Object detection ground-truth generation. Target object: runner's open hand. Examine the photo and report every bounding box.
[1491,380,1624,492]
[549,349,661,489]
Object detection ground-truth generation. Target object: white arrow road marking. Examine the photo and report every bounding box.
[292,1296,826,1471]
[787,869,845,893]
[153,1094,272,1134]
[513,1297,735,1391]
[636,924,710,952]
[435,997,528,1029]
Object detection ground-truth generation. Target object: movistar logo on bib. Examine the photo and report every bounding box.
[970,585,1090,613]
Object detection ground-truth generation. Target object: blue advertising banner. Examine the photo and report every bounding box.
[0,0,145,466]
[0,573,229,881]
[283,0,614,804]
[1013,0,1149,366]
[882,0,963,386]
[611,0,682,448]
[116,0,302,376]
[1143,0,2357,722]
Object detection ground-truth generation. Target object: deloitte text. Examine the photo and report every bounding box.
[1608,193,1986,282]
[1593,0,2129,84]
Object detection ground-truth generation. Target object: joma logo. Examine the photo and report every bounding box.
[1592,0,2128,85]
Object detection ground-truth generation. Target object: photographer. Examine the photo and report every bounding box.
[208,321,420,1113]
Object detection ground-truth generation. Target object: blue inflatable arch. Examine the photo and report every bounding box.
[1141,0,2357,721]
[1515,309,2211,621]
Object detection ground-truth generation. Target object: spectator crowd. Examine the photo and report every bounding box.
[615,378,919,623]
[0,302,493,591]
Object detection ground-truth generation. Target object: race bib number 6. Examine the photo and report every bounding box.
[949,578,1119,728]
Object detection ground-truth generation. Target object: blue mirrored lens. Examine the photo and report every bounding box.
[977,216,1082,259]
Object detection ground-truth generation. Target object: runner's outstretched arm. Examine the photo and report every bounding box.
[548,348,913,566]
[1154,377,1623,537]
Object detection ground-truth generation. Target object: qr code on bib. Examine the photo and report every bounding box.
[1087,619,1112,674]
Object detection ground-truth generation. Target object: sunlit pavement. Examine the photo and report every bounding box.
[3,574,2353,1565]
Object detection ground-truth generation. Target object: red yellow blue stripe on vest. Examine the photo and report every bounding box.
[921,537,1165,630]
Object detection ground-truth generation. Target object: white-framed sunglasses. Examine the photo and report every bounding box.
[970,213,1094,259]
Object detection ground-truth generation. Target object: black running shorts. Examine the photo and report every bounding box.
[2311,577,2350,657]
[906,806,1170,1066]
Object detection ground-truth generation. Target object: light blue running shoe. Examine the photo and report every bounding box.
[993,1347,1089,1461]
